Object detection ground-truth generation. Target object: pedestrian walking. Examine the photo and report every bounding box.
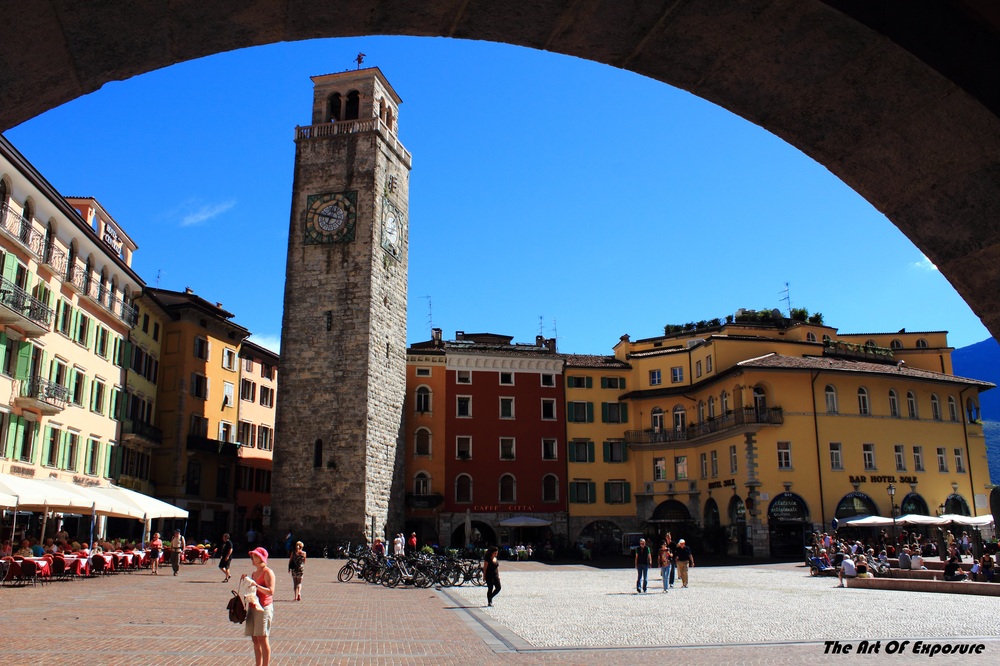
[635,538,651,593]
[408,532,418,553]
[242,547,275,666]
[664,532,677,587]
[149,532,162,575]
[170,529,186,576]
[674,538,694,587]
[288,541,306,601]
[658,541,672,593]
[483,545,501,606]
[219,533,234,582]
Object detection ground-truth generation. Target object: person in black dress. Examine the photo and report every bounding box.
[219,533,234,583]
[483,546,501,607]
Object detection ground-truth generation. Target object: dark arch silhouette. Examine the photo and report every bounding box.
[2,3,1000,337]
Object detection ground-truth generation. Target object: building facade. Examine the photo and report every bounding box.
[235,340,278,539]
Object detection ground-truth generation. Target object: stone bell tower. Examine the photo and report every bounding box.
[272,68,410,544]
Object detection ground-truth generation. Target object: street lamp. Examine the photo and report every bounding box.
[887,483,896,544]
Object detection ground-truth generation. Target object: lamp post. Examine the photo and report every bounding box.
[887,483,896,545]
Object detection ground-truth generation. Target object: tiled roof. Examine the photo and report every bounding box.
[563,354,631,369]
[737,353,995,388]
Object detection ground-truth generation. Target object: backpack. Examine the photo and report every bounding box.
[227,590,247,624]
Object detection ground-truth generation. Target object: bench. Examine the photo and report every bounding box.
[887,558,974,572]
[846,577,1000,596]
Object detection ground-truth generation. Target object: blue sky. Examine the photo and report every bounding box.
[4,36,991,355]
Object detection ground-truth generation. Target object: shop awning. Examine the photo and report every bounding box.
[89,485,188,519]
[498,516,552,527]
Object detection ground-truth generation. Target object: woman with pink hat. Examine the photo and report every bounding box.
[242,547,276,666]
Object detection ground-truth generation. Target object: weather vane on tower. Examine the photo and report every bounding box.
[355,52,366,69]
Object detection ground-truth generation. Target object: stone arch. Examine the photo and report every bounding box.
[577,519,623,556]
[835,491,878,518]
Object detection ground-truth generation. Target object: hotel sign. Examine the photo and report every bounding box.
[849,475,918,484]
[103,224,124,254]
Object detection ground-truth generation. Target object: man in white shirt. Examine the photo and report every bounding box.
[170,529,186,576]
[838,555,857,587]
[910,550,926,570]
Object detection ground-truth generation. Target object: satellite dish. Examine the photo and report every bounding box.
[771,309,782,319]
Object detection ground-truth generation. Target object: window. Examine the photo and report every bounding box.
[456,396,472,418]
[45,427,60,467]
[863,443,876,470]
[455,474,473,503]
[602,376,625,389]
[222,348,236,370]
[240,379,256,401]
[890,339,902,349]
[907,391,918,419]
[695,360,703,378]
[604,440,627,463]
[894,445,906,471]
[244,356,254,372]
[542,474,558,502]
[499,438,515,460]
[567,401,592,423]
[913,446,925,472]
[569,440,594,463]
[541,398,556,420]
[91,379,105,414]
[415,386,431,413]
[414,472,431,495]
[602,402,627,423]
[807,332,817,342]
[708,396,716,419]
[499,474,516,502]
[456,436,472,459]
[75,314,90,347]
[649,369,661,386]
[260,386,274,408]
[777,442,792,470]
[499,372,513,385]
[85,438,100,475]
[499,397,514,419]
[700,452,708,478]
[456,370,471,384]
[888,390,899,418]
[415,367,431,377]
[1,336,15,377]
[936,447,947,472]
[223,381,235,407]
[916,338,928,348]
[569,480,595,504]
[193,336,209,360]
[954,448,966,473]
[653,457,667,481]
[711,450,718,477]
[931,394,941,420]
[95,327,109,358]
[415,428,431,456]
[948,396,958,422]
[152,322,160,342]
[57,300,72,335]
[63,432,79,471]
[257,426,273,451]
[190,414,209,437]
[674,456,688,480]
[238,421,254,446]
[71,370,85,405]
[219,421,234,443]
[541,438,557,460]
[829,442,843,470]
[605,480,630,504]
[567,376,589,388]
[706,355,713,372]
[191,373,208,399]
[540,373,554,387]
[857,388,870,416]
[721,391,730,413]
[670,366,684,383]
[729,445,738,474]
[825,385,838,413]
[260,364,274,380]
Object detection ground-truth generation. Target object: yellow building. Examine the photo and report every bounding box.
[612,314,992,557]
[148,287,249,541]
[235,340,278,539]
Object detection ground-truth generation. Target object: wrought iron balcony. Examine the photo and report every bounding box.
[41,243,67,275]
[0,204,45,258]
[0,276,53,336]
[626,407,784,446]
[405,493,444,509]
[14,375,68,414]
[187,434,240,457]
[123,418,163,444]
[64,261,87,293]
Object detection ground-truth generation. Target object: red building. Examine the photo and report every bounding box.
[406,330,566,549]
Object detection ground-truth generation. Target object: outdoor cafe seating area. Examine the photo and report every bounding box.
[1,543,212,586]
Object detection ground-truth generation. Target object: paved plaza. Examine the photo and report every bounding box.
[1,557,997,665]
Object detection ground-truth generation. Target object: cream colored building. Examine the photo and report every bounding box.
[236,340,278,537]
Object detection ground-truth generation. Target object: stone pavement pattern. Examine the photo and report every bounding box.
[0,558,996,665]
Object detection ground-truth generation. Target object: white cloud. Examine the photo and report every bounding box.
[913,255,937,271]
[178,200,237,227]
[249,334,280,353]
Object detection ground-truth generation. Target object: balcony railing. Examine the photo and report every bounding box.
[77,278,139,327]
[626,407,784,445]
[17,375,69,411]
[64,261,87,293]
[405,493,444,509]
[295,118,412,164]
[0,276,54,331]
[41,243,67,275]
[0,204,45,258]
[123,418,163,444]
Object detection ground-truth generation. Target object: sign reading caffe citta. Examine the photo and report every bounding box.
[103,224,123,254]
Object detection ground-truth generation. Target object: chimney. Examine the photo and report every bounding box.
[185,287,194,294]
[455,331,464,340]
[546,338,557,353]
[535,335,545,347]
[216,302,223,308]
[432,328,442,348]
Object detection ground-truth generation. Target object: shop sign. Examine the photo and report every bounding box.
[707,478,736,490]
[849,474,918,484]
[768,492,808,521]
[10,465,35,477]
[472,504,536,512]
[72,476,101,487]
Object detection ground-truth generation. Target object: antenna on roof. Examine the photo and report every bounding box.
[156,269,162,287]
[539,315,544,337]
[552,318,558,344]
[779,282,792,317]
[419,295,433,332]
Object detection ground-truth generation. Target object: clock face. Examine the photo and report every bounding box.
[381,198,405,261]
[304,191,357,244]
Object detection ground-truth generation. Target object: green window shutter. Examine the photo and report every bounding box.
[569,483,578,503]
[601,402,609,423]
[588,482,597,504]
[586,402,594,423]
[26,422,37,463]
[586,376,593,389]
[58,431,68,469]
[566,402,575,423]
[12,417,25,460]
[14,342,32,379]
[603,441,611,462]
[40,427,52,466]
[621,403,628,423]
[587,441,595,463]
[604,482,611,503]
[1,255,17,283]
[623,482,631,503]
[5,417,18,458]
[87,320,95,349]
[600,377,608,389]
[621,443,629,462]
[568,444,577,463]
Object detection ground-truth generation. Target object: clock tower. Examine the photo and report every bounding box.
[272,68,410,544]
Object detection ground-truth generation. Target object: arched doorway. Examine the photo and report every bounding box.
[900,492,929,516]
[449,521,497,549]
[835,492,878,518]
[767,492,810,558]
[944,493,971,517]
[727,494,750,556]
[648,499,692,544]
[578,520,624,557]
[702,498,724,554]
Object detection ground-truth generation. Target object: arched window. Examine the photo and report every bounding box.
[948,396,958,422]
[415,386,431,413]
[313,439,323,468]
[328,93,342,121]
[822,334,832,344]
[708,396,716,419]
[66,241,77,282]
[888,389,899,417]
[455,474,473,503]
[84,256,93,293]
[930,394,941,420]
[21,199,33,224]
[890,339,903,350]
[414,471,430,495]
[385,107,394,132]
[806,331,816,342]
[753,386,767,413]
[344,90,360,120]
[672,405,686,432]
[697,401,705,422]
[651,407,664,432]
[43,221,55,265]
[720,391,729,413]
[542,474,558,502]
[499,474,516,502]
[414,428,431,456]
[0,178,7,206]
[907,391,918,419]
[98,268,108,303]
[825,385,838,413]
[865,339,877,348]
[857,388,870,416]
[916,338,928,348]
